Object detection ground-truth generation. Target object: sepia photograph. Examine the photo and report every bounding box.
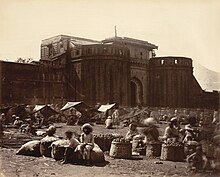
[0,0,220,176]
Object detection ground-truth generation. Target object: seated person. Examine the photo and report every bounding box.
[40,125,60,157]
[126,123,144,152]
[112,108,120,125]
[46,125,57,137]
[183,116,200,143]
[75,123,94,165]
[12,114,16,122]
[125,123,139,141]
[143,117,159,144]
[13,116,23,128]
[187,146,208,171]
[105,116,113,129]
[163,117,180,142]
[67,107,78,125]
[61,130,80,164]
[25,119,36,135]
[184,135,200,156]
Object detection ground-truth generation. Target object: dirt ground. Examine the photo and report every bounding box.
[0,123,219,177]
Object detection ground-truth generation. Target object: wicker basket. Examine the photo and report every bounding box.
[160,143,185,162]
[146,142,162,158]
[109,141,132,159]
[94,137,113,152]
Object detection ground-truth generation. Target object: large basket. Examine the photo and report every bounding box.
[146,142,162,158]
[94,136,113,152]
[109,141,132,159]
[160,143,185,162]
[94,134,123,152]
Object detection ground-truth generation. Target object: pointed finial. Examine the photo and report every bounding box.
[115,26,117,37]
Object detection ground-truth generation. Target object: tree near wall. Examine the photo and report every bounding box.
[16,57,33,63]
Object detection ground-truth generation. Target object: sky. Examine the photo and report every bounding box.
[0,0,220,74]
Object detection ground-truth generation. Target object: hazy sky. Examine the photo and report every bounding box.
[1,0,220,72]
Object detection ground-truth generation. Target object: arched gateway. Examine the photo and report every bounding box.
[130,77,143,107]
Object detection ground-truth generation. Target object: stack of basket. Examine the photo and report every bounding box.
[94,134,123,152]
[160,142,185,162]
[109,138,132,159]
[94,134,113,152]
[145,141,162,158]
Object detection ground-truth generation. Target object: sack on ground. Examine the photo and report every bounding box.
[76,143,105,163]
[16,140,41,157]
[90,144,105,162]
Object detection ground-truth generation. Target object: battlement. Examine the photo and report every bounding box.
[71,44,130,59]
[149,56,192,67]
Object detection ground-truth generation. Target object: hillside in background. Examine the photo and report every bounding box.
[193,61,220,92]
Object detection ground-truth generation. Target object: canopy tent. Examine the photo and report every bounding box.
[33,105,46,112]
[60,102,82,111]
[0,106,14,114]
[60,101,98,125]
[98,103,116,112]
[60,101,90,112]
[33,105,58,118]
[121,107,151,121]
[1,104,31,123]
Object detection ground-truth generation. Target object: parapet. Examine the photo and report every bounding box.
[149,56,192,67]
[71,44,130,59]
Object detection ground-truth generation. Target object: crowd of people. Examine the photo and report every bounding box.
[0,104,220,171]
[123,111,220,172]
[18,123,97,166]
[104,107,120,129]
[54,123,95,165]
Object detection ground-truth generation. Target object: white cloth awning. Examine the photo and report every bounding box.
[60,102,82,111]
[33,105,47,112]
[32,104,58,118]
[98,103,116,112]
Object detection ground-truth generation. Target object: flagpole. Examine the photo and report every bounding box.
[114,26,117,37]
